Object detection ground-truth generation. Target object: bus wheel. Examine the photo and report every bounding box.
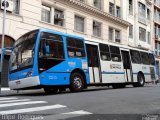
[70,72,84,92]
[44,88,58,94]
[119,83,126,88]
[59,88,66,92]
[137,73,145,87]
[133,73,145,87]
[112,84,126,89]
[112,84,118,89]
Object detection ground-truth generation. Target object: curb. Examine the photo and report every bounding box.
[1,88,10,91]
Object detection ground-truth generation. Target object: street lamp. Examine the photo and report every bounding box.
[0,0,9,94]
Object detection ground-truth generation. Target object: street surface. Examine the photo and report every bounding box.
[0,84,160,120]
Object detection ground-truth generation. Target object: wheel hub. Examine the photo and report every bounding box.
[73,77,82,89]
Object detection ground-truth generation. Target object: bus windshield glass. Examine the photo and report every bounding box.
[10,30,38,71]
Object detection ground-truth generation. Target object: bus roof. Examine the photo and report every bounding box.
[39,28,84,40]
[85,38,154,53]
[26,28,153,54]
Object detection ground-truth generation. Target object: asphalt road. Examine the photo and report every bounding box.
[0,84,160,120]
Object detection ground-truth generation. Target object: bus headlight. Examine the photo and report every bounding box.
[26,71,33,77]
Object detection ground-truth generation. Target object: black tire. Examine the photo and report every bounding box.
[44,88,58,94]
[112,83,126,89]
[59,88,66,92]
[119,83,126,88]
[133,73,145,87]
[70,72,85,92]
[112,84,118,89]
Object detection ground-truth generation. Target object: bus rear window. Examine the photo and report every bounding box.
[149,53,155,65]
[67,37,85,58]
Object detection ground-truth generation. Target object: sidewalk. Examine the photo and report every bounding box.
[0,87,17,96]
[1,87,10,91]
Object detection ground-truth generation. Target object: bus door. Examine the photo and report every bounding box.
[86,44,101,83]
[121,50,133,82]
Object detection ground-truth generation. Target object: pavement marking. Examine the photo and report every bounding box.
[0,99,31,104]
[0,101,47,108]
[62,110,92,115]
[0,97,18,101]
[0,104,67,115]
[42,110,92,120]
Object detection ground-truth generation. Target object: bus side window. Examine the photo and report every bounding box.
[45,41,50,55]
[39,32,64,59]
[67,37,85,58]
[130,50,141,64]
[140,52,150,65]
[110,46,121,62]
[39,39,46,57]
[99,43,111,61]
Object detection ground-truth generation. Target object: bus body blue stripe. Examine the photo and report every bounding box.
[102,72,125,74]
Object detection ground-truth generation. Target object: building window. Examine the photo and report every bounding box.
[139,27,146,42]
[54,9,64,26]
[155,41,158,56]
[41,5,51,23]
[159,42,160,56]
[78,0,85,2]
[93,21,101,37]
[115,30,120,43]
[109,27,121,43]
[1,0,20,14]
[74,15,85,33]
[116,6,121,17]
[109,2,114,15]
[129,25,133,38]
[148,32,150,44]
[147,9,151,20]
[138,2,146,24]
[13,0,20,14]
[93,0,102,10]
[109,27,114,41]
[129,0,133,15]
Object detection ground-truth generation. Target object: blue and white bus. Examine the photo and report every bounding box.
[9,29,157,93]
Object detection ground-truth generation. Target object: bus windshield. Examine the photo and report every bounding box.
[10,30,38,72]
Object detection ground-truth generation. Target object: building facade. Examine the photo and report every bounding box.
[153,0,160,77]
[122,0,153,50]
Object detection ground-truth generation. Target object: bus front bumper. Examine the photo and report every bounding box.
[9,76,40,90]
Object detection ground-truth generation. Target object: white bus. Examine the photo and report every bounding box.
[85,38,156,88]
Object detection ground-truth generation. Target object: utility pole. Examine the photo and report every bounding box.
[0,0,8,94]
